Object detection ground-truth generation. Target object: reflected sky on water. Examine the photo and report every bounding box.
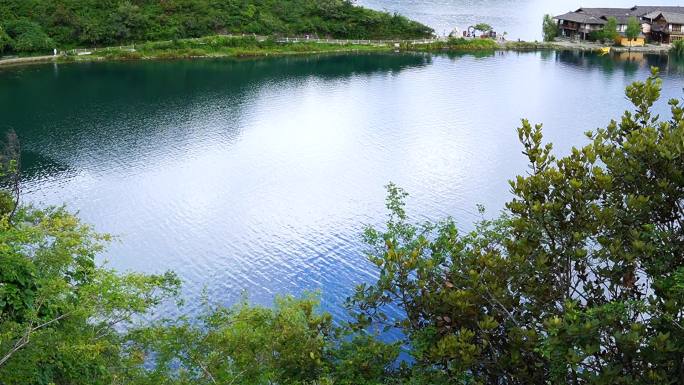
[1,51,683,318]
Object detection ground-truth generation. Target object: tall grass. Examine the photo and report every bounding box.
[671,40,684,57]
[410,38,499,51]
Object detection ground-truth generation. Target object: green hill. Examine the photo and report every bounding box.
[0,0,434,53]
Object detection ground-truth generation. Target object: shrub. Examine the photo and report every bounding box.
[125,294,334,385]
[671,39,684,57]
[331,335,401,385]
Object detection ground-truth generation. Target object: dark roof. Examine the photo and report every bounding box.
[577,8,634,17]
[633,6,684,15]
[601,14,640,24]
[643,10,662,20]
[653,12,684,24]
[577,7,643,23]
[584,6,684,17]
[554,11,606,25]
[556,6,684,25]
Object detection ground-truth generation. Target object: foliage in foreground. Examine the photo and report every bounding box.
[1,69,683,384]
[349,68,684,384]
[123,295,400,385]
[0,135,181,384]
[0,0,433,53]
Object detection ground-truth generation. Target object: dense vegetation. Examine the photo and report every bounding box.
[2,69,684,384]
[409,37,499,52]
[0,0,433,53]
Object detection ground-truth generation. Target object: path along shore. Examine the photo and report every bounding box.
[547,39,671,53]
[0,54,59,67]
[0,36,674,68]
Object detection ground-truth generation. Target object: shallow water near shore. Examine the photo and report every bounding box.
[1,50,683,319]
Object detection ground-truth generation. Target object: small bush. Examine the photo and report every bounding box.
[104,49,143,60]
[671,39,684,57]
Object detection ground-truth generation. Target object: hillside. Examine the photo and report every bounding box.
[0,0,434,53]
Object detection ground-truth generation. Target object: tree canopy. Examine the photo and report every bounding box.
[0,0,433,53]
[474,23,493,33]
[542,14,558,42]
[626,16,642,41]
[602,16,619,41]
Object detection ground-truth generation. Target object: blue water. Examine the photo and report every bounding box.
[1,50,682,318]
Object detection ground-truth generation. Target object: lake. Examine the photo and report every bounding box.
[357,0,684,40]
[1,51,683,319]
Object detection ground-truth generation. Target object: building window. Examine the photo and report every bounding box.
[672,24,682,32]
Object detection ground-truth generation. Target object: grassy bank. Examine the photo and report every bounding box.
[3,36,662,68]
[503,41,561,50]
[55,36,391,64]
[63,37,501,64]
[407,37,499,52]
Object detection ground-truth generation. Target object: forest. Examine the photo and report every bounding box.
[0,0,434,53]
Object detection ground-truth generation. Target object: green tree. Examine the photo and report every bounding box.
[625,16,641,46]
[350,68,684,384]
[602,16,619,42]
[111,1,148,42]
[474,23,493,34]
[3,20,54,52]
[0,0,434,52]
[0,134,181,385]
[542,14,558,42]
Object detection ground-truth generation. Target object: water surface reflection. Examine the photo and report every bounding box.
[1,51,682,319]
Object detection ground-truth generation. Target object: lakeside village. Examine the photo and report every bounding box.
[454,5,684,53]
[550,5,684,52]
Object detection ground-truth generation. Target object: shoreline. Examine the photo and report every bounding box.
[0,37,674,69]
